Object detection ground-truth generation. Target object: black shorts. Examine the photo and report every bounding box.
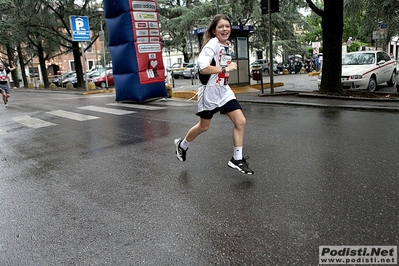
[196,99,242,120]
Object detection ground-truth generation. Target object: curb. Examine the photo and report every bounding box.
[170,83,283,100]
[237,98,399,112]
[308,71,321,76]
[13,87,116,95]
[172,90,197,100]
[82,88,115,95]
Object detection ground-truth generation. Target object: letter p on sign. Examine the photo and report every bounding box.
[75,18,85,30]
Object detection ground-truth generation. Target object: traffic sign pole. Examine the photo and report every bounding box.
[70,15,91,91]
[81,44,89,91]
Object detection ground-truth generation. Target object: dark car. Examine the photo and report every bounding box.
[51,71,75,87]
[61,72,77,87]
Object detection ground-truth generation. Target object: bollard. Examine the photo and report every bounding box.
[172,71,175,88]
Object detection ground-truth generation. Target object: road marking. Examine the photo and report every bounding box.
[46,110,99,121]
[106,103,166,110]
[0,129,6,134]
[52,95,115,100]
[12,116,57,128]
[153,101,194,107]
[78,105,136,115]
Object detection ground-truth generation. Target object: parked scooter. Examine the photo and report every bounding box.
[304,59,314,73]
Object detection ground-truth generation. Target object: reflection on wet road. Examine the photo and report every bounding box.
[0,91,398,265]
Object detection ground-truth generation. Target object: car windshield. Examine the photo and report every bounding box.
[342,53,375,65]
[251,61,264,65]
[61,72,74,78]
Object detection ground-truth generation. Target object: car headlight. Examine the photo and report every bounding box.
[350,75,362,79]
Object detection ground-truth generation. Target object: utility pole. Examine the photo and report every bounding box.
[268,0,274,94]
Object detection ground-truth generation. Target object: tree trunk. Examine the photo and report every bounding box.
[72,41,84,89]
[37,43,49,88]
[319,0,344,94]
[17,44,28,88]
[6,45,18,88]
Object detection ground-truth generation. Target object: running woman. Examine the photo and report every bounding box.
[174,14,254,175]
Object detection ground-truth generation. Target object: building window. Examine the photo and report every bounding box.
[70,61,75,71]
[88,60,94,70]
[29,67,39,77]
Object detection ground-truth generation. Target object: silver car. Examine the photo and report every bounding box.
[182,63,198,78]
[396,64,399,92]
[167,62,188,79]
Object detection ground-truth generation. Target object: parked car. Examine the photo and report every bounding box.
[90,71,114,88]
[250,59,278,74]
[61,72,77,87]
[51,71,75,87]
[182,63,198,78]
[86,69,104,79]
[62,72,103,88]
[318,50,396,92]
[167,62,189,79]
[250,59,268,74]
[396,64,399,92]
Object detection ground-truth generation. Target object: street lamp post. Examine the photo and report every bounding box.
[97,7,108,89]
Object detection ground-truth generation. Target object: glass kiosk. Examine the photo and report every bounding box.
[192,25,253,86]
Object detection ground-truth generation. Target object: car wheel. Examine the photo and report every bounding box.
[367,76,377,92]
[100,82,106,88]
[387,71,396,87]
[174,75,180,79]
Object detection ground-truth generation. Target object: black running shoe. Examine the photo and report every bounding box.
[228,156,254,175]
[174,138,187,162]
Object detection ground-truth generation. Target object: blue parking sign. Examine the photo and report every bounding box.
[70,15,91,41]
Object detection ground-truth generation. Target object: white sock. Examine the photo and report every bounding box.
[233,147,243,161]
[180,138,190,150]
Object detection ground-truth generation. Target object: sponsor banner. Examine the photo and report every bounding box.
[132,0,157,11]
[133,12,158,21]
[104,0,166,102]
[131,1,163,84]
[137,37,149,43]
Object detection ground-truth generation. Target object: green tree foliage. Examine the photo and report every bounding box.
[300,8,322,45]
[253,0,308,61]
[0,0,103,89]
[158,0,309,63]
[158,0,215,62]
[344,0,399,50]
[43,0,102,89]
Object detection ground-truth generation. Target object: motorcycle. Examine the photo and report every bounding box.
[303,59,314,73]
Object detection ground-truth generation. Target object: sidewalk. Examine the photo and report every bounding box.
[170,73,399,112]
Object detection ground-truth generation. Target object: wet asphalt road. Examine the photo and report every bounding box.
[0,90,398,265]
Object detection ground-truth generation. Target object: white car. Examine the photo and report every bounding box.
[318,51,397,92]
